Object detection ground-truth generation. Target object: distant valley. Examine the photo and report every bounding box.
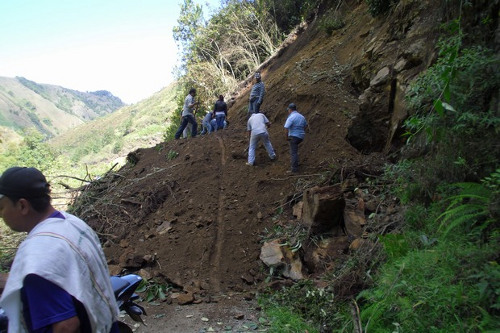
[0,76,179,173]
[0,76,124,138]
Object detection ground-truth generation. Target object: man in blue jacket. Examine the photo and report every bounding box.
[284,103,307,173]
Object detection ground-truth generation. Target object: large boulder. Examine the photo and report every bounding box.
[302,185,345,236]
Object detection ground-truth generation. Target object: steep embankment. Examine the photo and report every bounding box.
[74,0,443,298]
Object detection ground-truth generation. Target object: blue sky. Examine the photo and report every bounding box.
[0,0,221,103]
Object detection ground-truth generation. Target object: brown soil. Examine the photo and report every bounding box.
[73,1,446,331]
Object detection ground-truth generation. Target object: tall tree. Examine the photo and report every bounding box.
[173,0,282,104]
[173,0,205,68]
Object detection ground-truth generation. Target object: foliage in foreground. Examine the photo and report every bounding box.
[359,173,500,332]
[354,13,500,333]
[259,280,345,333]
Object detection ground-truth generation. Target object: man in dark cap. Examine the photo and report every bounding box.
[248,72,265,117]
[284,103,307,173]
[0,167,120,332]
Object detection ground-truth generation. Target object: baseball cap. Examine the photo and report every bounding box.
[0,167,50,199]
[288,103,297,110]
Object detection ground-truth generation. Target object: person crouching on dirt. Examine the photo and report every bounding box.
[0,167,120,332]
[284,103,307,173]
[200,110,214,135]
[213,95,228,131]
[248,72,265,117]
[175,88,199,139]
[246,111,276,166]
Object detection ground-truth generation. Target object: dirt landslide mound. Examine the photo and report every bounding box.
[70,0,444,329]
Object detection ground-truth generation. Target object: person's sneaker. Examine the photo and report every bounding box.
[270,155,277,161]
[246,162,254,166]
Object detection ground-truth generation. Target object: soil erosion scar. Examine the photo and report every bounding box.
[208,135,227,292]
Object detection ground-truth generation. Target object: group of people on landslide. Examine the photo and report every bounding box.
[174,88,228,139]
[0,73,308,333]
[174,71,307,174]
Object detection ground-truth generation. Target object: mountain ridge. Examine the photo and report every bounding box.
[0,76,124,138]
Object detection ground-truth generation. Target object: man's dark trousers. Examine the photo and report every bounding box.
[289,136,303,172]
[175,115,198,139]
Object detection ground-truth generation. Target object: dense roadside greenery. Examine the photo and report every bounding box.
[355,18,499,331]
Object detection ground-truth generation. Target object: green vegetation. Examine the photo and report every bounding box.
[166,150,179,161]
[172,0,299,113]
[260,280,345,332]
[136,278,171,302]
[357,171,499,332]
[365,0,400,16]
[319,8,345,35]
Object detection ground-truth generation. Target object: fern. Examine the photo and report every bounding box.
[437,181,496,238]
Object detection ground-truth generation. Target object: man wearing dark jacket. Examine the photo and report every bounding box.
[213,95,228,131]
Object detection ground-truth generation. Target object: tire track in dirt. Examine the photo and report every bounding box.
[208,134,227,292]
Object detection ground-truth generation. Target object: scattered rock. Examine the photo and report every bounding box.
[349,238,372,251]
[156,221,173,235]
[176,292,195,305]
[370,66,390,87]
[118,251,145,269]
[292,201,303,219]
[343,210,365,238]
[108,264,122,276]
[302,185,345,236]
[143,254,155,264]
[259,240,284,267]
[241,273,254,284]
[138,268,152,280]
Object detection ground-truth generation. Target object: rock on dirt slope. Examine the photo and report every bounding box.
[69,0,477,330]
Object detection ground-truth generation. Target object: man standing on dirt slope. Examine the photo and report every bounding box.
[175,88,199,139]
[0,167,120,332]
[284,103,307,173]
[246,111,276,166]
[213,94,228,131]
[248,72,265,117]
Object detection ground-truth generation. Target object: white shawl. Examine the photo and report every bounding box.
[0,212,119,332]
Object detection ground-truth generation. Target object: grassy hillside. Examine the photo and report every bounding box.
[0,76,124,138]
[49,82,180,168]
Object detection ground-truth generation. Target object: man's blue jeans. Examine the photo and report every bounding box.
[175,115,197,139]
[288,136,303,172]
[248,132,275,165]
[200,120,213,134]
[248,99,261,117]
[215,114,225,131]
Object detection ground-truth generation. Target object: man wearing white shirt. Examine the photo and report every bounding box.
[246,111,276,166]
